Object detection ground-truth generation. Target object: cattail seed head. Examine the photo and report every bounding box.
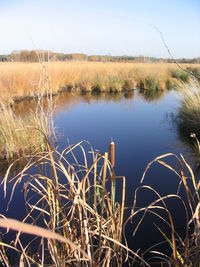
[109,140,115,168]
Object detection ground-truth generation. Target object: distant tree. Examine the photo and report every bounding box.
[1,50,199,63]
[29,50,38,62]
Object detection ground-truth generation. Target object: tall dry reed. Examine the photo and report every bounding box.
[0,141,150,266]
[1,134,200,266]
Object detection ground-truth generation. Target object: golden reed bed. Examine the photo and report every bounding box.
[0,62,198,104]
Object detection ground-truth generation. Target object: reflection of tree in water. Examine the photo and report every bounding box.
[138,88,165,102]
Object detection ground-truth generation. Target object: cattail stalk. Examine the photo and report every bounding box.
[109,140,116,210]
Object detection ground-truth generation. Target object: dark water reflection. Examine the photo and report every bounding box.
[138,88,165,102]
[1,89,197,259]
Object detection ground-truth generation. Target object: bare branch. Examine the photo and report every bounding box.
[154,26,200,80]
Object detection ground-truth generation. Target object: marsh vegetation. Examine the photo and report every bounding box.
[0,61,199,161]
[1,61,200,266]
[178,89,200,137]
[0,62,198,104]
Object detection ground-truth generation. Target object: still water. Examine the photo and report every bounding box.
[1,89,195,259]
[53,89,193,251]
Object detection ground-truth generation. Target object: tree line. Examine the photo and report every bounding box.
[0,50,200,63]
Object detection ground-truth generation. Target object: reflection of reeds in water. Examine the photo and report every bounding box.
[138,88,165,102]
[15,90,136,116]
[14,92,82,115]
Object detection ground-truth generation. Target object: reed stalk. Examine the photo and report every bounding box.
[0,141,144,266]
[109,140,116,211]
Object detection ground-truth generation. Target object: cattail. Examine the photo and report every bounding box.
[110,139,116,210]
[109,139,115,169]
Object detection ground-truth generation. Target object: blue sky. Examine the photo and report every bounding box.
[0,0,199,57]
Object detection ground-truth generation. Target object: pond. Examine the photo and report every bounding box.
[0,88,196,261]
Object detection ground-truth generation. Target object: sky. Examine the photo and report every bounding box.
[0,0,199,58]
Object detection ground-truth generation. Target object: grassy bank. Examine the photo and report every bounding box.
[1,62,200,265]
[177,87,200,168]
[0,61,199,160]
[178,88,200,137]
[0,104,44,160]
[0,62,55,160]
[0,62,198,104]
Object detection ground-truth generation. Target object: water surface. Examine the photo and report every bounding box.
[52,90,193,250]
[1,89,195,259]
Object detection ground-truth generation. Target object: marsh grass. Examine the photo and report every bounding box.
[171,70,190,83]
[0,60,56,160]
[0,103,45,160]
[178,88,200,137]
[1,61,200,266]
[0,62,197,103]
[186,67,200,83]
[1,61,193,159]
[166,78,178,90]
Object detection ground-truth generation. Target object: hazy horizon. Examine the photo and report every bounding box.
[0,0,199,58]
